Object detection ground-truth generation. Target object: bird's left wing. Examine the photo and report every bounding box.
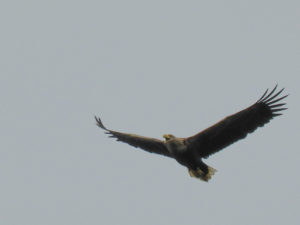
[95,116,172,157]
[184,85,288,158]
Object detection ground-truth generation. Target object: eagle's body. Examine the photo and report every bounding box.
[163,135,216,180]
[95,85,287,181]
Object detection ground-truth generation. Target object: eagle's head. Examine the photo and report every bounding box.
[163,134,176,141]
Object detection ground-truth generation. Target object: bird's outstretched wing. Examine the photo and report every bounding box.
[184,85,288,158]
[95,117,171,157]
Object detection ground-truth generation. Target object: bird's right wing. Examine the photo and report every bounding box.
[95,117,172,158]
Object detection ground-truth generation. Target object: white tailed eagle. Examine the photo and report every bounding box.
[95,85,287,181]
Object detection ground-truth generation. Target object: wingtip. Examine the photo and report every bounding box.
[260,85,278,102]
[257,85,288,104]
[94,116,108,130]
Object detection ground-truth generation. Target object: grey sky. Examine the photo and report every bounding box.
[1,0,299,224]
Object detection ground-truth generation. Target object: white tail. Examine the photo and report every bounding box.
[188,166,217,182]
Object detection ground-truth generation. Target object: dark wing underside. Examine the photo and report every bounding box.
[185,85,288,158]
[95,117,171,157]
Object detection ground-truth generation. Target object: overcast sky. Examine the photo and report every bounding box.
[1,0,299,225]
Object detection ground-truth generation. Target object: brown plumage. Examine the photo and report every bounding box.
[95,85,288,181]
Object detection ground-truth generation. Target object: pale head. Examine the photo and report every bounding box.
[163,134,176,141]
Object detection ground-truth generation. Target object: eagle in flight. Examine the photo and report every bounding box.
[95,85,287,181]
